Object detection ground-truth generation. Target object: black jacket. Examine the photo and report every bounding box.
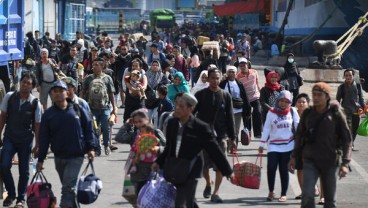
[155,116,232,178]
[194,88,236,140]
[219,79,251,119]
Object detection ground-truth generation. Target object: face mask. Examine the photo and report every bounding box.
[288,58,294,63]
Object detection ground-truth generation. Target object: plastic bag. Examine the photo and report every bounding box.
[357,117,368,136]
[137,174,176,208]
[122,174,137,206]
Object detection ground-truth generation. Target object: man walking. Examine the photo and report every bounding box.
[37,80,96,208]
[152,92,233,207]
[194,68,236,203]
[35,48,63,110]
[0,72,42,207]
[236,57,263,138]
[289,82,352,208]
[336,68,365,151]
[81,57,117,155]
[220,66,251,151]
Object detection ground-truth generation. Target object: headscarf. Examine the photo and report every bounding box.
[283,53,298,75]
[265,71,281,91]
[167,71,190,102]
[269,90,292,115]
[191,70,209,95]
[146,60,163,89]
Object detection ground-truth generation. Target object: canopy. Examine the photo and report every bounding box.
[213,0,265,16]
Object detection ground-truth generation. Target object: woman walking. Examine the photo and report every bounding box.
[167,72,190,102]
[260,71,285,123]
[258,90,299,202]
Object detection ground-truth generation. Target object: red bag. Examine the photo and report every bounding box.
[27,171,57,208]
[230,152,262,189]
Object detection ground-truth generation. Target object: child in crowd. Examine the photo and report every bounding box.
[134,123,159,164]
[156,85,174,128]
[125,70,146,100]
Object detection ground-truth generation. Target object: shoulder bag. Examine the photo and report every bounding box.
[227,82,244,109]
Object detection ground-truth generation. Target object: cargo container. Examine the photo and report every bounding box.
[0,0,24,99]
[0,0,24,63]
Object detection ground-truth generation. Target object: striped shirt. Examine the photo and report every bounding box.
[237,69,260,102]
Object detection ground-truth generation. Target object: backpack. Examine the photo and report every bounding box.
[87,74,109,110]
[7,91,39,130]
[72,103,101,156]
[77,160,102,204]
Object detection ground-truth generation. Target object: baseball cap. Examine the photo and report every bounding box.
[62,77,77,88]
[238,57,248,64]
[50,80,68,92]
[130,48,139,53]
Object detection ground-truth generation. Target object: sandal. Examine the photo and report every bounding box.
[318,198,325,205]
[14,200,25,208]
[3,195,15,206]
[278,196,287,202]
[267,192,276,201]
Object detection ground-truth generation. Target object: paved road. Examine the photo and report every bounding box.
[7,68,368,208]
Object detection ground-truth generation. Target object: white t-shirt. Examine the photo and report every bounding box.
[152,53,160,62]
[259,107,299,153]
[42,63,55,82]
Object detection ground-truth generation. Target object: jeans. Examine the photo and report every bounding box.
[55,157,84,208]
[302,159,337,208]
[247,99,263,137]
[92,108,110,147]
[267,151,291,196]
[175,178,198,208]
[1,136,32,201]
[147,107,158,128]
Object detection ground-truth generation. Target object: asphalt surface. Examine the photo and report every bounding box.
[5,68,368,208]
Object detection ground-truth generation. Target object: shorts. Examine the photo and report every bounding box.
[203,137,227,171]
[40,82,55,105]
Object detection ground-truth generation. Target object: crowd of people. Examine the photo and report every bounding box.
[0,27,360,208]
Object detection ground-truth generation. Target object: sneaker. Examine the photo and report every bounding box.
[119,105,125,108]
[203,186,211,198]
[104,146,111,156]
[110,145,118,151]
[210,194,223,203]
